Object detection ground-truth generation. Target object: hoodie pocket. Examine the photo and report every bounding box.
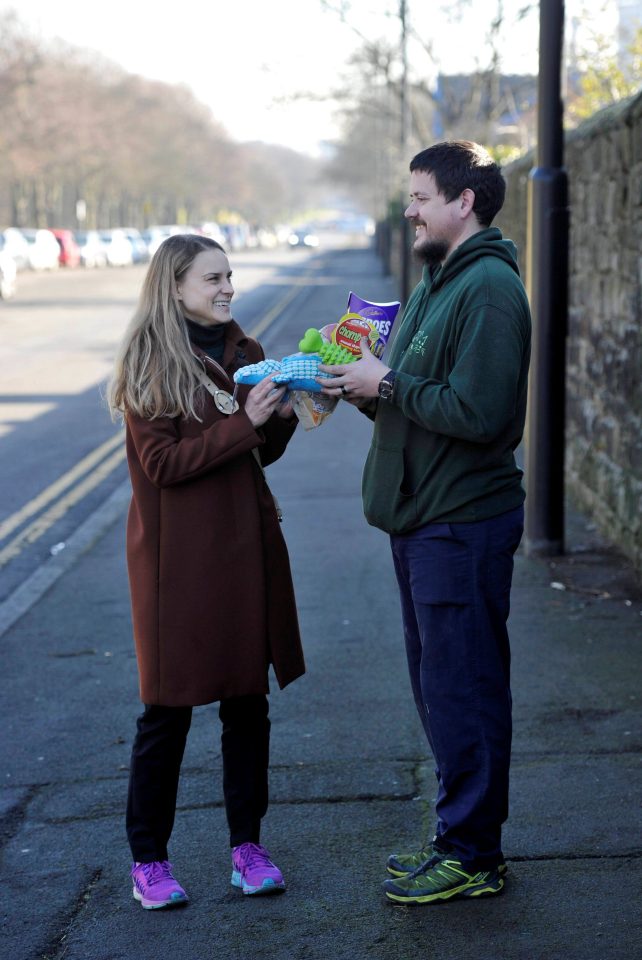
[362,440,417,530]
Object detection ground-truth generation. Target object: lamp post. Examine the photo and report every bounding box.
[399,0,412,305]
[524,0,569,556]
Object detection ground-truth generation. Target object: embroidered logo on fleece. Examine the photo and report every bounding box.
[408,331,429,357]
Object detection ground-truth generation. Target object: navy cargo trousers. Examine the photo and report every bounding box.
[390,505,524,872]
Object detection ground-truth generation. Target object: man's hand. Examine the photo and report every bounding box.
[317,337,389,401]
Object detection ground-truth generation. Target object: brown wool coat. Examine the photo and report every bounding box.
[124,321,305,706]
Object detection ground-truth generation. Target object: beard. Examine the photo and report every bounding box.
[413,234,449,267]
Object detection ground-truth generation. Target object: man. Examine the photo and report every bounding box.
[320,140,531,905]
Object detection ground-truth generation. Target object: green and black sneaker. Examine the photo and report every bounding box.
[383,856,504,905]
[386,838,443,877]
[387,837,507,878]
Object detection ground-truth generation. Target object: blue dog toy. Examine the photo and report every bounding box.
[233,354,334,393]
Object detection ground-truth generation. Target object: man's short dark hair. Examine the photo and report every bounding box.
[409,140,506,226]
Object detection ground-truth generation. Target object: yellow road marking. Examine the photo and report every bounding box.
[0,431,124,544]
[248,272,312,340]
[0,445,127,568]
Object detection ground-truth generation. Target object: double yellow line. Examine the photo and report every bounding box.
[0,432,127,569]
[0,271,313,569]
[247,275,308,340]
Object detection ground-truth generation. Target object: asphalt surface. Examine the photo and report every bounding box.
[1,245,641,960]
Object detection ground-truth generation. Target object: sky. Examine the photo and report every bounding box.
[1,0,625,157]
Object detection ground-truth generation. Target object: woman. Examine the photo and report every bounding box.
[108,233,305,909]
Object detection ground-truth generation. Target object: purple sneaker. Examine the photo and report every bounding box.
[131,860,188,910]
[231,842,286,895]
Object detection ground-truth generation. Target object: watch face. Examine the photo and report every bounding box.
[378,379,393,399]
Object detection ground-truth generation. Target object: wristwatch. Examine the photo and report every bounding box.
[377,370,396,400]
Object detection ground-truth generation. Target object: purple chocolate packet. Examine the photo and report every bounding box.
[346,292,401,355]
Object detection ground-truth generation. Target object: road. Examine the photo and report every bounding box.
[1,241,640,960]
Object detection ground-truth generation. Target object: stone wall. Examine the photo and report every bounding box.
[496,91,642,573]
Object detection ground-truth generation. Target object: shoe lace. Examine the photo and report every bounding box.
[139,860,173,886]
[237,843,273,870]
[410,853,444,878]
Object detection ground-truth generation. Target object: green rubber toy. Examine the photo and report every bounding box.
[298,327,361,365]
[298,328,324,352]
[317,342,358,365]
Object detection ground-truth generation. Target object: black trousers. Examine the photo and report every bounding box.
[126,695,270,862]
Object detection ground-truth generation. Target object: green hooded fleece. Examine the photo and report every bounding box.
[362,227,532,535]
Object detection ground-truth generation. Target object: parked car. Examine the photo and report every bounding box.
[122,228,150,264]
[2,228,31,271]
[255,226,278,249]
[21,229,60,270]
[200,221,227,246]
[73,229,108,268]
[51,228,81,268]
[99,229,134,267]
[0,235,17,299]
[141,225,189,258]
[220,223,249,252]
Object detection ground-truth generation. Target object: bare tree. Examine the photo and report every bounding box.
[316,0,538,214]
[0,11,326,230]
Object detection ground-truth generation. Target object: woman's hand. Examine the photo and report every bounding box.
[244,375,288,428]
[275,395,295,420]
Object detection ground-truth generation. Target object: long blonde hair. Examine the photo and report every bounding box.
[108,234,226,421]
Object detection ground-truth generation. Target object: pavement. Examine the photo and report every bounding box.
[1,243,641,960]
